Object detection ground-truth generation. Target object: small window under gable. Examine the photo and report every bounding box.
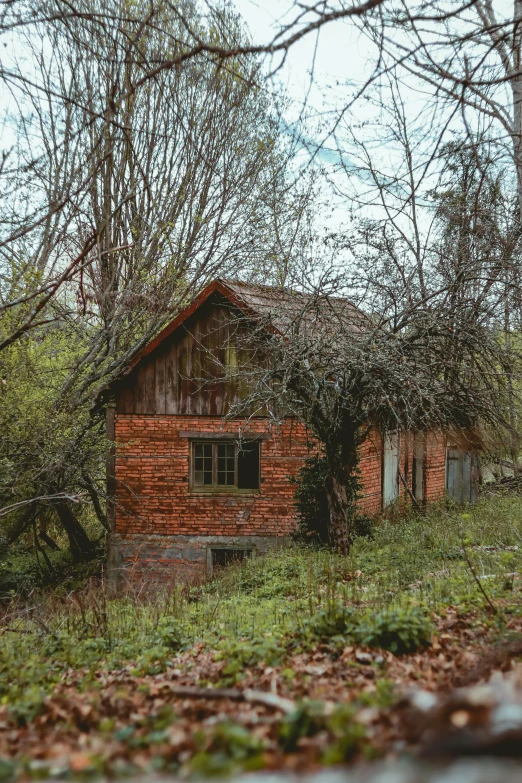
[191,440,260,492]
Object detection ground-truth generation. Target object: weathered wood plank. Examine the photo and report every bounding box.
[155,349,166,415]
[116,382,134,414]
[143,358,156,413]
[383,432,399,506]
[135,364,148,414]
[165,339,178,415]
[179,331,190,415]
[115,295,256,417]
[462,452,472,503]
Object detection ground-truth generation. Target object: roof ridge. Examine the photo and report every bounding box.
[221,278,358,306]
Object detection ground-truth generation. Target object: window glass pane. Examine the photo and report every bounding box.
[193,441,242,489]
[194,443,213,485]
[217,443,236,486]
[237,442,260,489]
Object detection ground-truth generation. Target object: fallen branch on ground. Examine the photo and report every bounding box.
[166,685,296,714]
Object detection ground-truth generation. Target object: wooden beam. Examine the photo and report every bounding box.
[178,430,271,440]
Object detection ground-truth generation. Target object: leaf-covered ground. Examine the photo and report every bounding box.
[2,495,522,779]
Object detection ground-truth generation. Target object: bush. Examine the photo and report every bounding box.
[154,617,183,651]
[199,547,353,601]
[297,601,433,655]
[278,701,367,759]
[216,636,284,683]
[0,544,105,595]
[353,606,434,654]
[190,721,265,776]
[291,454,372,546]
[305,602,356,642]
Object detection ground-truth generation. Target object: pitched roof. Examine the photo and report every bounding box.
[222,279,364,332]
[122,278,366,377]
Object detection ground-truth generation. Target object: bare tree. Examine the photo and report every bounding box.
[354,2,522,220]
[221,84,522,552]
[0,0,312,559]
[224,266,515,553]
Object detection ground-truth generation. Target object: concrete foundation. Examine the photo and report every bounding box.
[107,533,292,592]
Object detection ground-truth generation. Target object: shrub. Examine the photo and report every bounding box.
[278,700,329,751]
[190,721,265,776]
[0,544,105,595]
[296,601,433,655]
[278,700,367,759]
[305,602,356,642]
[200,547,353,601]
[216,636,284,683]
[154,617,183,651]
[291,454,372,546]
[353,606,433,655]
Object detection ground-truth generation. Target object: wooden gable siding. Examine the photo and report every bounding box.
[116,296,247,416]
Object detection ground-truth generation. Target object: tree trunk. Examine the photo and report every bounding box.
[324,470,353,554]
[54,501,95,563]
[2,502,37,556]
[512,0,522,223]
[38,517,60,551]
[323,434,359,555]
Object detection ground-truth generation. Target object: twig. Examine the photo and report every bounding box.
[398,468,421,510]
[0,493,83,517]
[167,685,296,714]
[461,538,499,614]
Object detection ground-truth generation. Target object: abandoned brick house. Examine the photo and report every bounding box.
[105,279,478,584]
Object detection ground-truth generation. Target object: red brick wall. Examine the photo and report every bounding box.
[424,431,447,501]
[358,430,383,515]
[365,430,447,512]
[114,415,448,536]
[114,415,311,539]
[357,429,447,514]
[110,415,448,585]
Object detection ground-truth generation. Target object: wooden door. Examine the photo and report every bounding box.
[383,432,399,507]
[446,448,478,503]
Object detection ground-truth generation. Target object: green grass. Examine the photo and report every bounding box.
[2,494,522,720]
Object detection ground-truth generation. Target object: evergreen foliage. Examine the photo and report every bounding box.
[291,453,372,547]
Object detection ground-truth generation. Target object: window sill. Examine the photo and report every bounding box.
[189,488,261,496]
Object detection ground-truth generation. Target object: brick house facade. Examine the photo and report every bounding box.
[105,280,471,587]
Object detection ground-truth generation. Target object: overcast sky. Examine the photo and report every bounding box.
[235,1,373,119]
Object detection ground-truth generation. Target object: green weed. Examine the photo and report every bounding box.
[295,601,433,654]
[1,495,522,729]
